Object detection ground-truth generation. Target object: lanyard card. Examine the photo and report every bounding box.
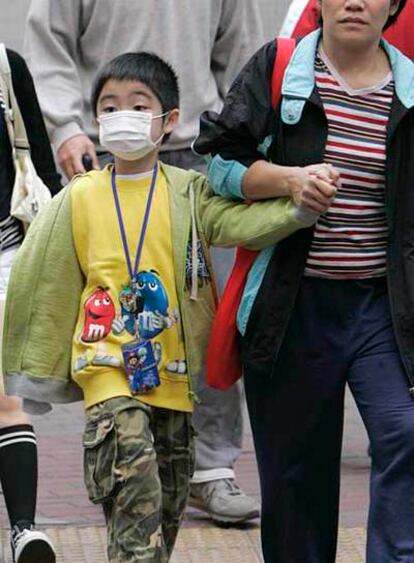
[122,339,160,395]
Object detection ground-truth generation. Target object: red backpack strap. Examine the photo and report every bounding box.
[271,37,296,110]
[206,38,296,391]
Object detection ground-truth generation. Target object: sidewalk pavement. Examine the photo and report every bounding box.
[0,391,370,562]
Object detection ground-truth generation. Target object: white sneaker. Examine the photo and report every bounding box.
[11,525,56,563]
[189,478,260,525]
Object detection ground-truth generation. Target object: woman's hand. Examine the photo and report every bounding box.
[288,163,340,214]
[242,161,340,212]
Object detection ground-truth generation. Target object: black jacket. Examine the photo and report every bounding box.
[194,37,414,391]
[0,49,61,220]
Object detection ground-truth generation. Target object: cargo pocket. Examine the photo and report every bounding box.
[83,413,118,504]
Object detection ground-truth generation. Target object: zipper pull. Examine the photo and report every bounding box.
[188,390,201,404]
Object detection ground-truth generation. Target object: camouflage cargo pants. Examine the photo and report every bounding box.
[83,396,195,562]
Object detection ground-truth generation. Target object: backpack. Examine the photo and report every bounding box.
[206,37,296,390]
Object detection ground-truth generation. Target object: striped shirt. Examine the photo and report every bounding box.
[304,50,394,279]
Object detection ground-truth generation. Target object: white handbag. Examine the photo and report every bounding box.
[0,44,51,224]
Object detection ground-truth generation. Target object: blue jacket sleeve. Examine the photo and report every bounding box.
[206,155,247,199]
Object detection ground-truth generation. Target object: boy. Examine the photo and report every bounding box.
[3,52,317,562]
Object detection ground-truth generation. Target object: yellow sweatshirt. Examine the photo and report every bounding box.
[71,166,191,412]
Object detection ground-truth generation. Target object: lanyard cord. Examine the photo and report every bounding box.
[111,165,158,280]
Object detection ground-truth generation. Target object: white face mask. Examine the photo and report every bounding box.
[98,110,167,161]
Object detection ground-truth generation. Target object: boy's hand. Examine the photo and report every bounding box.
[58,134,100,180]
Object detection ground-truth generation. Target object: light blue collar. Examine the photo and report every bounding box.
[281,29,321,102]
[381,40,414,109]
[280,29,414,125]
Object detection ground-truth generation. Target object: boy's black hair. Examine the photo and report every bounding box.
[318,0,407,30]
[91,52,180,117]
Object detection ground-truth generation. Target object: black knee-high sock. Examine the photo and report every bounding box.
[0,424,37,527]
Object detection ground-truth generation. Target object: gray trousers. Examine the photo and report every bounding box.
[161,149,243,476]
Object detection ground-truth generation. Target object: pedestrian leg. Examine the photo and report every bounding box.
[244,278,355,563]
[152,408,194,557]
[347,283,414,563]
[83,397,167,563]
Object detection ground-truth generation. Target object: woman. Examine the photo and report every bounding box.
[0,47,60,563]
[280,0,414,59]
[194,1,412,562]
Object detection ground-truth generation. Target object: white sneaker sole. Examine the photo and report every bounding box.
[15,536,56,563]
[188,496,260,524]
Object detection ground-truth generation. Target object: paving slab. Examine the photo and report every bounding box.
[0,525,366,563]
[0,390,371,561]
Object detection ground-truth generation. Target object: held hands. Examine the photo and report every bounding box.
[290,163,340,215]
[57,134,100,180]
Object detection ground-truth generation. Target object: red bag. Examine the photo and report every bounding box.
[206,37,296,390]
[290,0,320,38]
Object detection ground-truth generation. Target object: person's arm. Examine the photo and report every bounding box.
[242,161,339,214]
[211,0,264,99]
[8,49,61,194]
[194,41,338,211]
[23,0,98,178]
[3,185,84,409]
[195,176,318,251]
[194,41,276,183]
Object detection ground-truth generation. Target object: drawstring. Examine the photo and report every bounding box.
[186,180,201,405]
[189,181,199,301]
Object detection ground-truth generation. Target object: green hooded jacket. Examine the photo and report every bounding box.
[3,163,314,411]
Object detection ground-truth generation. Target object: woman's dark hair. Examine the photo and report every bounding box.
[385,0,407,29]
[318,0,407,30]
[91,52,179,117]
